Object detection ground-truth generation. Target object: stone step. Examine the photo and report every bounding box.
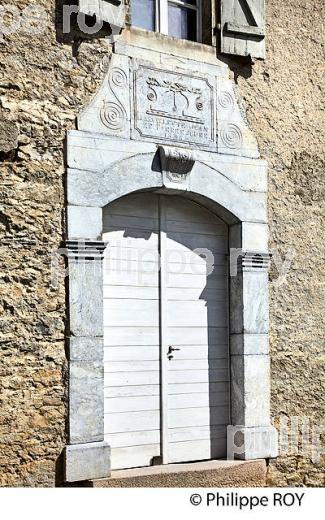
[86,459,267,487]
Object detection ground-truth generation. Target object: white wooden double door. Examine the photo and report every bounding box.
[103,193,230,470]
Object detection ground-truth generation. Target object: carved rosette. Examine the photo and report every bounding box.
[220,123,243,150]
[101,102,126,131]
[218,91,234,109]
[216,76,260,158]
[100,67,128,132]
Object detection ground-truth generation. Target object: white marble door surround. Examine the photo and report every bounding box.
[63,31,278,482]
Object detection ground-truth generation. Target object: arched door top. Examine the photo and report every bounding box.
[67,143,267,236]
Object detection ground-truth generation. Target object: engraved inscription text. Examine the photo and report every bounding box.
[134,66,215,147]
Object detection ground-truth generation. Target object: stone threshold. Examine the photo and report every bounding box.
[85,459,267,488]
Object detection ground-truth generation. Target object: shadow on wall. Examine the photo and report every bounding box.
[55,0,113,55]
[217,54,253,83]
[102,192,231,466]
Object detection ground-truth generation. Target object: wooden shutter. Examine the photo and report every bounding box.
[79,0,125,34]
[220,0,266,59]
[202,0,216,46]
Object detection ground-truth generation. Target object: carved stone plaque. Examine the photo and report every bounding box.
[133,65,215,148]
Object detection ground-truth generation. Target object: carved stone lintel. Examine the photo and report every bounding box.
[65,240,107,261]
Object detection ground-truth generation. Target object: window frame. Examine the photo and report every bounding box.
[132,0,203,43]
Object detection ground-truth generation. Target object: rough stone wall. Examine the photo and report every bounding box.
[224,0,324,486]
[0,0,324,486]
[0,1,113,486]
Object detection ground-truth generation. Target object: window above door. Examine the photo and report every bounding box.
[78,0,266,59]
[131,0,202,43]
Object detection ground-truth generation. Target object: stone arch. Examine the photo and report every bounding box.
[64,145,277,482]
[67,151,266,233]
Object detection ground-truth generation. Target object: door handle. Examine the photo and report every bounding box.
[167,346,180,360]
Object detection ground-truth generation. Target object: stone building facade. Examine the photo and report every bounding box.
[0,0,324,487]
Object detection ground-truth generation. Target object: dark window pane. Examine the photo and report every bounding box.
[132,0,155,31]
[168,4,197,41]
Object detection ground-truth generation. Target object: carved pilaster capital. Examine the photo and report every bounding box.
[240,251,272,271]
[65,240,107,261]
[230,250,272,274]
